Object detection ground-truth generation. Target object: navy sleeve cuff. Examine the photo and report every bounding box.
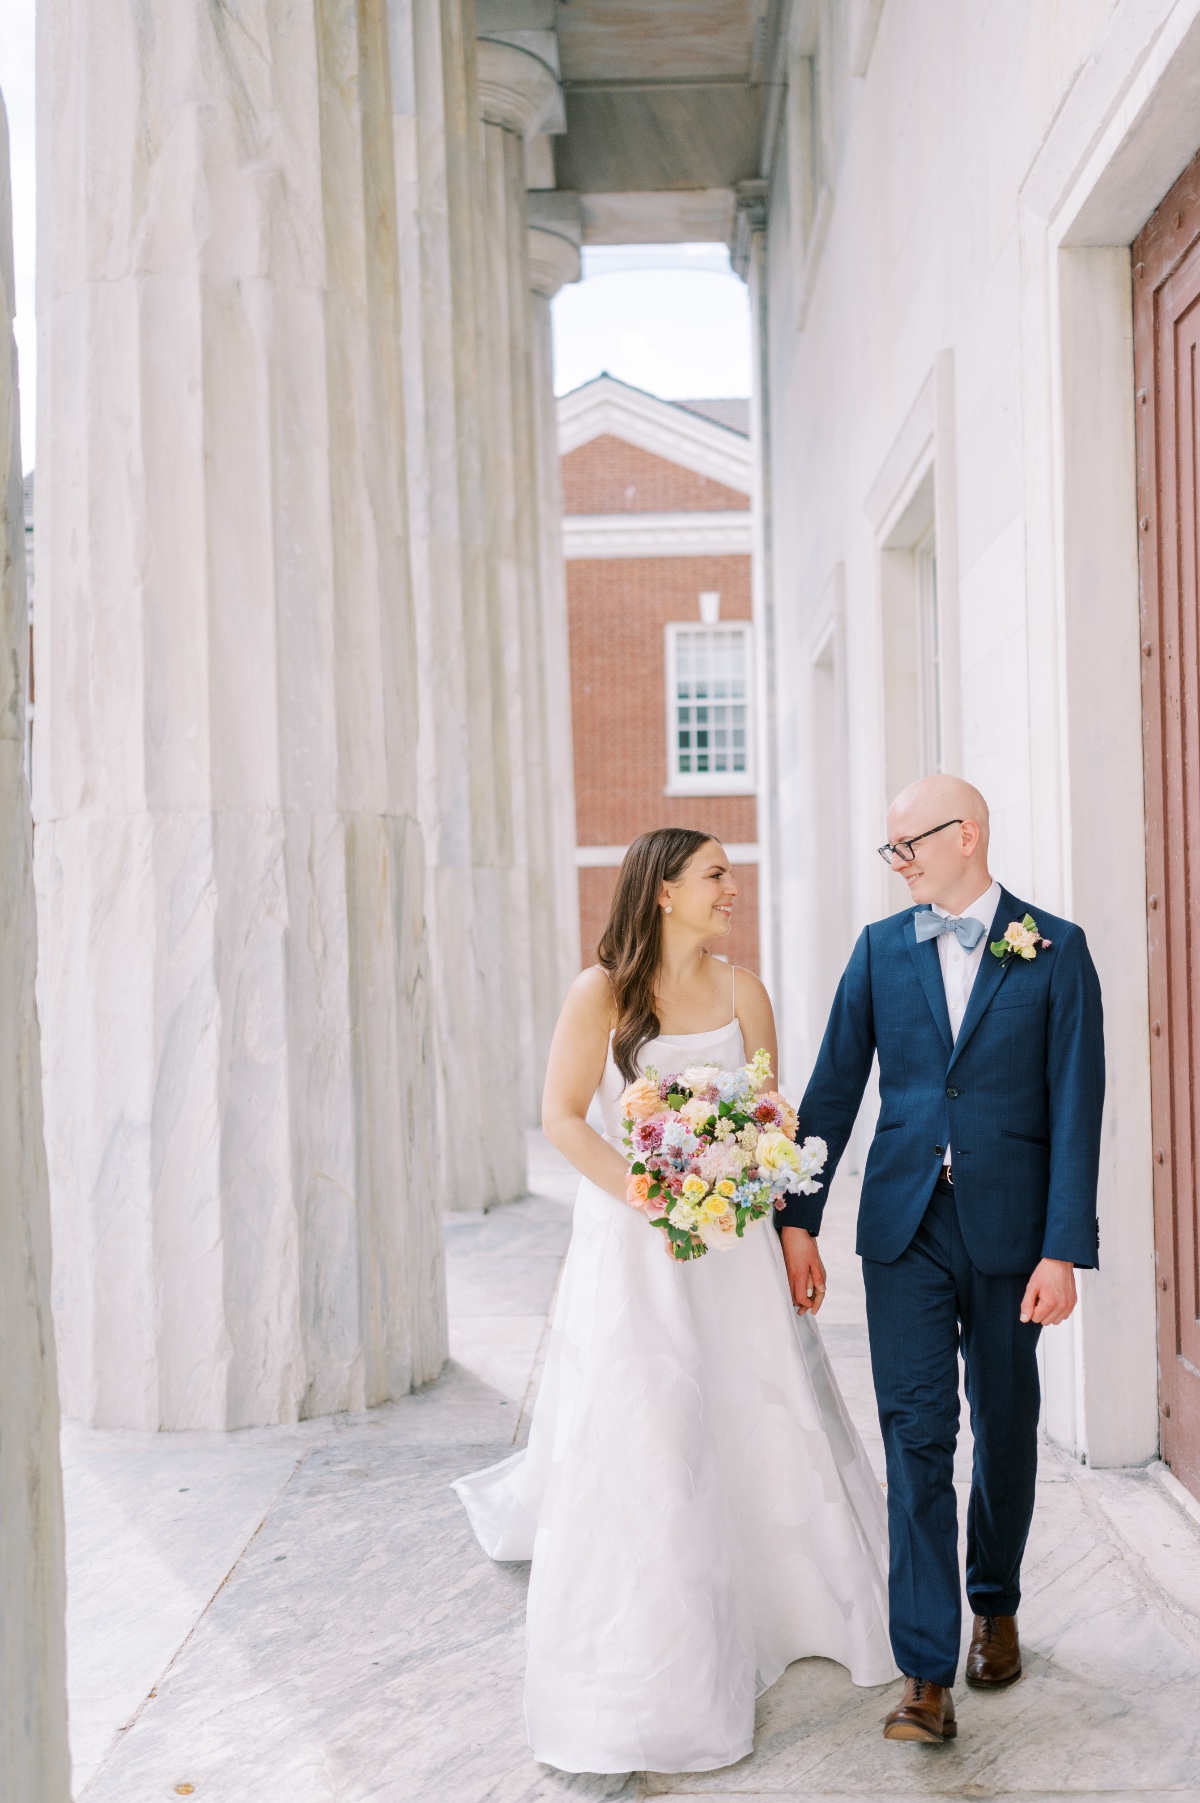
[772,1196,823,1235]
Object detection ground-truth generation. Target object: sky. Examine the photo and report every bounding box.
[0,5,751,469]
[552,244,752,400]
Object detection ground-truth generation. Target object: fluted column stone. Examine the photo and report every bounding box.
[0,89,70,1799]
[527,195,582,1005]
[36,0,445,1429]
[476,37,574,1120]
[389,0,525,1209]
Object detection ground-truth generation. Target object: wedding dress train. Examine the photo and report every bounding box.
[454,1013,896,1775]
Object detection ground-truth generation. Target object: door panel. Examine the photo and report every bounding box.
[1134,151,1200,1500]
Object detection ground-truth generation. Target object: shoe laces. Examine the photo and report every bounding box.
[910,1677,928,1701]
[981,1615,1001,1643]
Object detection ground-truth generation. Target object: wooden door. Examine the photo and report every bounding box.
[1134,150,1200,1501]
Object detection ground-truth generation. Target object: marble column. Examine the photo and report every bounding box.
[36,0,445,1429]
[0,92,70,1800]
[527,196,582,1003]
[388,0,525,1209]
[476,37,574,1121]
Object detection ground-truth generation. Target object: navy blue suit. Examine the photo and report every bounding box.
[777,886,1104,1683]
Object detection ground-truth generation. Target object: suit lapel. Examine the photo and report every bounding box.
[947,885,1021,1070]
[904,910,954,1055]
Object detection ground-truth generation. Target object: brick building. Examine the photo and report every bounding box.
[560,375,758,970]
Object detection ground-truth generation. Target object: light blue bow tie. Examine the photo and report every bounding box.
[914,911,986,951]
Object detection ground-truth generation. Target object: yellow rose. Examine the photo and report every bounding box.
[702,1191,729,1218]
[756,1130,802,1175]
[714,1180,737,1199]
[681,1174,709,1202]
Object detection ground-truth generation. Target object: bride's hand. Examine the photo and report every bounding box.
[781,1225,827,1315]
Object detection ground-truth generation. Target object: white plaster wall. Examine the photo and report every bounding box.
[0,88,70,1798]
[761,0,1187,1466]
[36,0,445,1428]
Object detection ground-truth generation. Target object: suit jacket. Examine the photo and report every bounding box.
[776,886,1104,1275]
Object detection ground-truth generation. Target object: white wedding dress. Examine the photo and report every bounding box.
[454,1007,897,1775]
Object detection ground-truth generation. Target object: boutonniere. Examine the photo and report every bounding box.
[990,914,1052,962]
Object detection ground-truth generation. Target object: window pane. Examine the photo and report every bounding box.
[671,626,750,781]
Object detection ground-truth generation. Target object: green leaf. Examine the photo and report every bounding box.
[667,1091,685,1110]
[630,1161,646,1175]
[1022,913,1037,930]
[990,939,1009,958]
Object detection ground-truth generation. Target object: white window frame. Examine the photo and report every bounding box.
[663,622,756,796]
[915,525,942,777]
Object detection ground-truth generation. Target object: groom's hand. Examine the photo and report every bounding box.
[781,1226,827,1315]
[1020,1257,1077,1327]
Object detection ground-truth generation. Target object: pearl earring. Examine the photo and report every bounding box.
[664,905,673,915]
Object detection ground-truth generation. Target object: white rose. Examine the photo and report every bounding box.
[699,1210,739,1251]
[681,1064,721,1094]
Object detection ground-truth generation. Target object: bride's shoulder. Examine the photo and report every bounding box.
[565,963,617,1027]
[730,963,770,1005]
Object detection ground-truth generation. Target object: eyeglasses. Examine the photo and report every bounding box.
[877,818,963,866]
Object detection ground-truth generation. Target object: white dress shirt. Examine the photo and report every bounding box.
[931,878,1000,1170]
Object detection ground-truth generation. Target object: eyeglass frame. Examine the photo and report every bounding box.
[877,818,964,867]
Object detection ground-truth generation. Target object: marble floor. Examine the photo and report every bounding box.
[63,1137,1200,1802]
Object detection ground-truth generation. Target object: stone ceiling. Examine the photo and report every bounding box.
[554,0,773,196]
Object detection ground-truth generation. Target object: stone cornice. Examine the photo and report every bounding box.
[562,510,752,561]
[558,374,753,494]
[477,38,563,136]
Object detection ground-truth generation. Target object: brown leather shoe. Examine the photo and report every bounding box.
[882,1676,957,1742]
[965,1613,1022,1688]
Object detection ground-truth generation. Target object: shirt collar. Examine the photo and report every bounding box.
[932,878,1001,928]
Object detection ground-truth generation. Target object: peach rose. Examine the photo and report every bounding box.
[620,1076,664,1121]
[1004,920,1038,955]
[625,1171,651,1208]
[763,1091,799,1139]
[679,1095,714,1132]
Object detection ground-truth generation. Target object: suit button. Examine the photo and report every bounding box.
[934,1145,945,1157]
[946,1087,959,1098]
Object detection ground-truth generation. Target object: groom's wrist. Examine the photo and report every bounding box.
[773,1197,823,1235]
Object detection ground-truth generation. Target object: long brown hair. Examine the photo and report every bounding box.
[598,827,718,1083]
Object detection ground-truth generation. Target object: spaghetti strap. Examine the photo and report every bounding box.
[731,960,736,1022]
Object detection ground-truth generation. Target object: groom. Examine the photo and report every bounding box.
[777,774,1103,1743]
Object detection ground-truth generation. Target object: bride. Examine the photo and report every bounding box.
[454,828,896,1774]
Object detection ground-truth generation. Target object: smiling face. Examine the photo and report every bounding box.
[885,775,992,911]
[660,840,738,939]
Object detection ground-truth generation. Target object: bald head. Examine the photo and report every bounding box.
[889,775,990,846]
[885,774,993,911]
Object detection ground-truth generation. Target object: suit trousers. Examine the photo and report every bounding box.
[861,1179,1042,1686]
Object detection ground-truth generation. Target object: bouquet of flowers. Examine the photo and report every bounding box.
[618,1048,827,1260]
